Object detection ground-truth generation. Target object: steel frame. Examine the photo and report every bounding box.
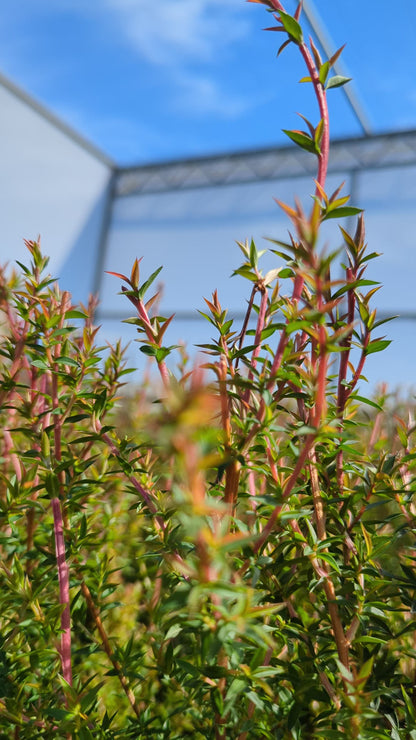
[114,130,416,198]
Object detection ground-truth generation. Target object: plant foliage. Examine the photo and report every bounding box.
[1,3,415,738]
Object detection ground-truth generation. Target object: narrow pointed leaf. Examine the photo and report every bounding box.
[329,43,346,68]
[282,129,318,155]
[277,38,292,56]
[274,199,298,220]
[105,270,131,286]
[130,258,142,288]
[144,292,159,313]
[313,179,328,205]
[323,206,362,220]
[156,313,175,344]
[318,61,330,85]
[294,1,303,21]
[326,75,352,90]
[314,118,324,148]
[297,112,315,137]
[365,339,391,355]
[309,36,322,69]
[138,266,163,301]
[278,10,303,43]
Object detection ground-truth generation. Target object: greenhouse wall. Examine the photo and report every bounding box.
[98,141,416,391]
[0,74,112,304]
[1,70,415,390]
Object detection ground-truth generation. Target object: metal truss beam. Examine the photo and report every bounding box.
[96,308,416,323]
[114,130,416,198]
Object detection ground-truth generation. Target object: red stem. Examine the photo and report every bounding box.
[254,435,315,553]
[267,0,330,195]
[52,497,72,687]
[346,337,369,398]
[243,286,268,404]
[123,289,170,388]
[336,267,355,493]
[250,287,268,372]
[234,285,256,372]
[299,44,329,195]
[337,267,355,414]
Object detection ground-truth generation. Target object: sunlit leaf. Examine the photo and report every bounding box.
[282,129,319,154]
[278,10,303,43]
[326,75,352,89]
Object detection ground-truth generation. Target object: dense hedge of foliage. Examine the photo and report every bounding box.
[1,2,416,738]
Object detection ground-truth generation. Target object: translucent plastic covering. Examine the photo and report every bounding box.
[0,78,112,304]
[1,73,414,393]
[97,161,416,391]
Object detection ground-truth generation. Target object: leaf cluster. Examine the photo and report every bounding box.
[1,5,415,739]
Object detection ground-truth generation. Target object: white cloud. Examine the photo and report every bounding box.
[0,0,257,137]
[173,73,253,118]
[35,0,254,120]
[103,0,249,66]
[99,0,254,119]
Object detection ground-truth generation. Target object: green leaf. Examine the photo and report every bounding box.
[323,206,363,220]
[41,431,50,459]
[138,265,163,301]
[220,319,234,336]
[304,518,318,544]
[79,726,95,740]
[350,395,383,411]
[317,552,342,574]
[202,665,229,679]
[278,10,303,44]
[139,345,157,356]
[326,75,352,89]
[260,326,278,340]
[155,346,176,363]
[381,454,396,475]
[279,267,295,278]
[318,61,330,86]
[54,356,79,368]
[356,656,374,686]
[249,239,258,270]
[336,659,354,684]
[314,118,324,148]
[354,636,387,645]
[365,339,391,355]
[65,309,88,319]
[232,267,258,282]
[401,686,416,721]
[282,129,318,155]
[361,250,381,263]
[176,660,201,678]
[251,666,282,679]
[44,471,60,498]
[31,359,49,370]
[232,344,258,360]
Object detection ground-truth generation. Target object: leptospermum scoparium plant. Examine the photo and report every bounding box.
[1,2,416,738]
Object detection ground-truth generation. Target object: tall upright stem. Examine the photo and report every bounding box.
[52,498,72,687]
[267,0,330,194]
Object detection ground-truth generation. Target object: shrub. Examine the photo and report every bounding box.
[1,2,416,738]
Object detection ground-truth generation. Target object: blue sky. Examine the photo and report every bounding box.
[1,0,415,165]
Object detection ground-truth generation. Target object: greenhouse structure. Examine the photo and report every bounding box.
[0,70,415,390]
